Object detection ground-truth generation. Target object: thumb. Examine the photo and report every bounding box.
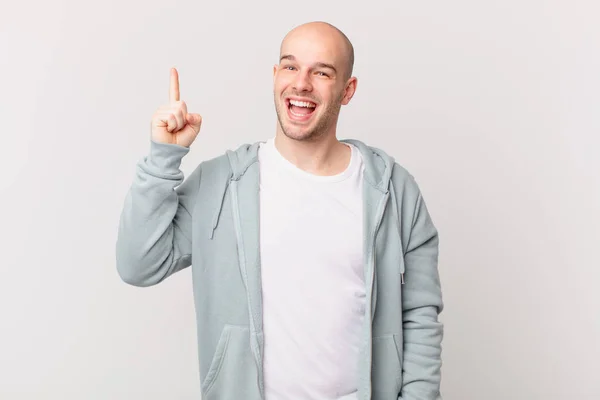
[186,113,202,128]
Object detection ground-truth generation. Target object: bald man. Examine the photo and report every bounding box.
[116,21,444,400]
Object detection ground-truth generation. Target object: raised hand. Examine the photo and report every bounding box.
[151,67,202,147]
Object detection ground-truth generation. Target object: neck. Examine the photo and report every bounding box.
[273,128,351,176]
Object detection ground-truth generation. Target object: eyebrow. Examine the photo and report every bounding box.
[279,54,337,73]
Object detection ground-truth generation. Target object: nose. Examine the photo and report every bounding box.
[292,70,313,92]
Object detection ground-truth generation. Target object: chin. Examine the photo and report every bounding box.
[280,119,324,142]
[275,112,309,140]
[282,129,318,142]
[275,100,331,142]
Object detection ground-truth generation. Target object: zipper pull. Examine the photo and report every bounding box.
[401,273,405,285]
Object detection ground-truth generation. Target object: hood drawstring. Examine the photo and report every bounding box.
[389,180,405,285]
[209,179,230,239]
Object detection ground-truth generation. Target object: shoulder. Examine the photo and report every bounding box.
[391,162,420,196]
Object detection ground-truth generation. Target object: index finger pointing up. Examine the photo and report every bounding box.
[170,67,180,102]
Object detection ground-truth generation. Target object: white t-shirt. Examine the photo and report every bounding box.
[258,137,365,400]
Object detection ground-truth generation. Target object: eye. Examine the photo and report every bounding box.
[284,65,296,71]
[317,71,329,77]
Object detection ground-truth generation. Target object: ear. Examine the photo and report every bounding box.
[341,77,358,105]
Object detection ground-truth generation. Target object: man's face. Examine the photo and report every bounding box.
[273,29,354,141]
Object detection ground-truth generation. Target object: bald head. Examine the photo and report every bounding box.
[280,21,355,80]
[272,21,359,141]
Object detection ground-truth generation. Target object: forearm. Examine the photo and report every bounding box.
[400,305,443,399]
[400,190,444,400]
[115,139,198,287]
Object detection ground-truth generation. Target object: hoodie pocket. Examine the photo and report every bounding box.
[371,334,403,399]
[201,325,260,400]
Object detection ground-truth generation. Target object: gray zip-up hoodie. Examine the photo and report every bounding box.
[115,138,444,400]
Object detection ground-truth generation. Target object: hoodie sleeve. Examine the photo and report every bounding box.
[115,139,202,287]
[399,176,444,400]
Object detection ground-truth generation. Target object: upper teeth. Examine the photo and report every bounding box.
[290,99,316,108]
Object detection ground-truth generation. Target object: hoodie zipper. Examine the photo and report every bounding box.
[229,178,264,399]
[364,190,390,399]
[368,191,389,321]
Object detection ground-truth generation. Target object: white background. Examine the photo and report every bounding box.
[1,0,599,399]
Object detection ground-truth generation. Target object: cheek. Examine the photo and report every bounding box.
[274,86,287,103]
[274,75,290,88]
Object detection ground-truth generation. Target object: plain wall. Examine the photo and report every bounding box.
[1,0,598,399]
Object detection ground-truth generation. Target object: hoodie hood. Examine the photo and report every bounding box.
[225,142,261,181]
[225,138,395,191]
[342,139,395,193]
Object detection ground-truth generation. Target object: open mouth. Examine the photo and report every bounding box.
[286,98,317,121]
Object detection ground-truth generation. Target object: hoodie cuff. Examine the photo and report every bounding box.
[146,139,191,173]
